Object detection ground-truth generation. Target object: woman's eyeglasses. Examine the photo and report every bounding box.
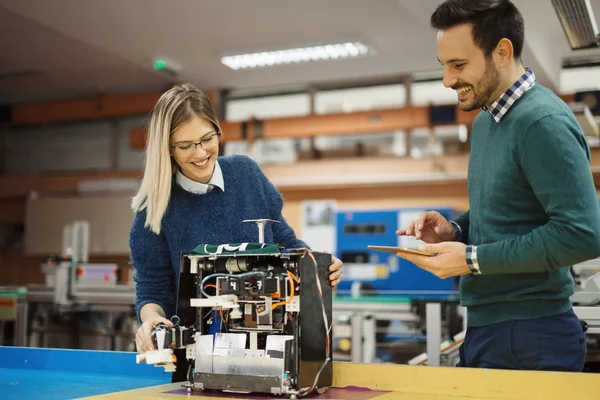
[170,132,221,155]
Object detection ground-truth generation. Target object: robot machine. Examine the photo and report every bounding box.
[136,220,333,398]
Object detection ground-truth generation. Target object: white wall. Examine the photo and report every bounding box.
[410,81,458,106]
[560,66,600,94]
[226,93,310,121]
[315,84,406,113]
[25,195,135,255]
[225,82,454,120]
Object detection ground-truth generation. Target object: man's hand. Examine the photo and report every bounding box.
[396,211,457,243]
[328,256,343,287]
[396,242,471,279]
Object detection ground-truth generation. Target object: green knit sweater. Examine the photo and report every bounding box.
[454,84,600,327]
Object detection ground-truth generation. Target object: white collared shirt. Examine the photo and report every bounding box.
[176,160,225,194]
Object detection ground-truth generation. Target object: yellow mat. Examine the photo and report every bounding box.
[82,362,597,400]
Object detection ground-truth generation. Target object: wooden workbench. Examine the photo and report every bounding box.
[83,361,597,400]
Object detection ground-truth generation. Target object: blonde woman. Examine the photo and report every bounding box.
[131,83,343,353]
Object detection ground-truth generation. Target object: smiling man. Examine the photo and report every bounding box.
[396,0,600,371]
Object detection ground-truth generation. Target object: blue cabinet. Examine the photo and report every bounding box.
[335,208,461,298]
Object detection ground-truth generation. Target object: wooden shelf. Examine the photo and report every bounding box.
[128,105,477,150]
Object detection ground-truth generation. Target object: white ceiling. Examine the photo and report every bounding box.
[1,0,599,105]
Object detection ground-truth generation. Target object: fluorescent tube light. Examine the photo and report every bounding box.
[221,42,371,70]
[552,0,600,50]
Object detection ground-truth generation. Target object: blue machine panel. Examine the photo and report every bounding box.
[335,208,461,298]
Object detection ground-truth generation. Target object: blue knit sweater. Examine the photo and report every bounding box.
[130,155,307,319]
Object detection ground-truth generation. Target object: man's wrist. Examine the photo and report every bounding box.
[450,221,462,242]
[466,245,482,275]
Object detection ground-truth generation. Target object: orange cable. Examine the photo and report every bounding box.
[272,271,295,309]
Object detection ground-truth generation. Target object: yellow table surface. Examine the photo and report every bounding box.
[81,361,597,400]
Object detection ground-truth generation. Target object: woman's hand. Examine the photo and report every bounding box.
[135,312,173,353]
[328,256,343,287]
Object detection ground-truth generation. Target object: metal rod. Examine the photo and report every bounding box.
[426,303,442,367]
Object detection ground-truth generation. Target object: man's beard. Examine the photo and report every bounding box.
[460,58,501,111]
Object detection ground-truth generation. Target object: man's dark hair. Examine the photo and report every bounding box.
[430,0,524,60]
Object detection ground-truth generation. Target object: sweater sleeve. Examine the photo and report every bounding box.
[130,209,177,321]
[478,114,600,274]
[246,158,308,249]
[452,210,470,244]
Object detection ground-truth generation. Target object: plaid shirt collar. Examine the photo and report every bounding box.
[482,68,536,123]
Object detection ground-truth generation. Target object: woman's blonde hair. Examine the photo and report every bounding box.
[131,83,221,234]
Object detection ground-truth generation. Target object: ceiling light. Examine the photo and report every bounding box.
[221,42,371,70]
[552,0,600,50]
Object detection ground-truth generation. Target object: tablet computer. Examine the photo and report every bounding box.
[367,245,437,257]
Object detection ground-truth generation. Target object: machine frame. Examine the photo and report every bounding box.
[138,245,333,399]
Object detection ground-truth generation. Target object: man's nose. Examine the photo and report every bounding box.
[443,73,457,89]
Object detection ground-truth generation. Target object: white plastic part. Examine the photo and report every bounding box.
[136,348,177,372]
[145,348,174,365]
[286,295,300,312]
[190,257,199,274]
[155,328,167,350]
[186,344,195,360]
[229,306,243,319]
[135,353,147,364]
[190,295,238,309]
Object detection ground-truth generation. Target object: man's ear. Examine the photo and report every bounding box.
[495,38,514,68]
